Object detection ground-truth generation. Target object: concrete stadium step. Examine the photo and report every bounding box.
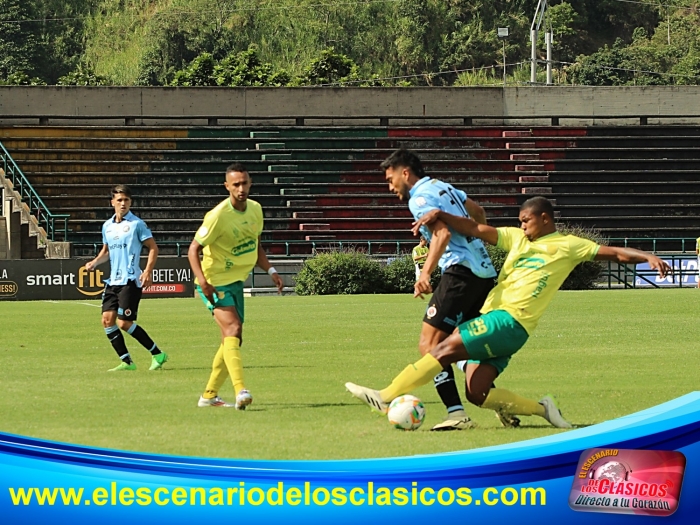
[298,223,331,231]
[515,165,546,171]
[256,143,286,150]
[286,194,522,207]
[502,131,532,138]
[274,177,305,183]
[292,211,324,219]
[284,205,516,219]
[518,175,549,183]
[549,189,700,201]
[261,153,293,161]
[547,171,700,183]
[556,204,700,216]
[506,142,536,149]
[521,187,552,194]
[510,154,540,161]
[268,164,299,172]
[279,188,310,195]
[304,235,337,241]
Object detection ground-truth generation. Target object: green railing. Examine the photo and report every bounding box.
[601,254,698,289]
[0,141,69,241]
[75,239,698,289]
[78,239,419,258]
[607,237,697,254]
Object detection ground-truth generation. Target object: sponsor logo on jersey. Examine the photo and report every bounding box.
[231,239,257,257]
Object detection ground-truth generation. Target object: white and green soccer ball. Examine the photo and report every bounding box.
[387,395,426,430]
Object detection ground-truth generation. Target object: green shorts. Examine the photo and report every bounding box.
[196,281,245,322]
[458,310,529,375]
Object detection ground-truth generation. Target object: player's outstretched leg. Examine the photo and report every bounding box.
[480,388,572,429]
[345,382,389,414]
[538,395,572,428]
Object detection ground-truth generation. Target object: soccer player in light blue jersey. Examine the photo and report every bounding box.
[86,185,167,372]
[362,149,510,430]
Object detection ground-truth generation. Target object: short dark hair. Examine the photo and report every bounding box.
[111,184,132,198]
[379,149,425,177]
[226,162,249,175]
[521,196,555,219]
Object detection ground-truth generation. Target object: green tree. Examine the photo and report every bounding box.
[0,0,41,80]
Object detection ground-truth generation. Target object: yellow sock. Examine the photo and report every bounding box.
[222,336,246,395]
[380,354,444,401]
[203,344,226,398]
[481,388,545,417]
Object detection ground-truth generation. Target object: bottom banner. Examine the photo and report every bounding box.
[1,393,699,524]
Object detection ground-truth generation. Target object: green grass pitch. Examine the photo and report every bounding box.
[0,289,697,460]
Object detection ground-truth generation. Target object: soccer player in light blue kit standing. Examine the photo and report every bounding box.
[85,185,167,371]
[350,149,506,430]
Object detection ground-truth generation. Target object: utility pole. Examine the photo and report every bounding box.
[498,27,509,87]
[530,0,553,85]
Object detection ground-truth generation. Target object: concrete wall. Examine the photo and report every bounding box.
[2,86,700,126]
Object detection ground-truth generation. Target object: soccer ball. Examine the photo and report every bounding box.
[387,395,426,431]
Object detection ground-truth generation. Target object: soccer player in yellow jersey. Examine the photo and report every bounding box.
[346,196,671,428]
[188,163,283,409]
[411,236,430,280]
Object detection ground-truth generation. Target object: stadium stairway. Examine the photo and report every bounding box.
[2,125,700,256]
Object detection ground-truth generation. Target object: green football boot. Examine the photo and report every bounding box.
[108,362,136,372]
[149,352,169,371]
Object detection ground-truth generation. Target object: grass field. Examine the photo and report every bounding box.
[0,290,698,460]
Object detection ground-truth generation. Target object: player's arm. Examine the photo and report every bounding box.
[594,246,671,278]
[85,244,110,271]
[140,237,159,288]
[412,209,499,246]
[414,220,450,299]
[188,239,215,303]
[255,237,283,294]
[465,198,487,225]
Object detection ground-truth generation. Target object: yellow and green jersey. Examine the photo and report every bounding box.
[696,236,700,252]
[412,245,429,267]
[481,227,600,334]
[194,198,264,287]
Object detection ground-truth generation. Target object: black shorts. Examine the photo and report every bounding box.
[102,280,143,321]
[423,265,495,334]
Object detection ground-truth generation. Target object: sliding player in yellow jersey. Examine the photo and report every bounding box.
[188,163,283,409]
[346,196,671,428]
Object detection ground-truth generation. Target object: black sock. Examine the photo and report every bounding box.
[127,323,161,355]
[105,326,132,364]
[433,365,464,414]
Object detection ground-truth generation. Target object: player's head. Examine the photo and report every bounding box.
[419,236,427,246]
[519,196,556,241]
[380,149,425,201]
[225,162,252,207]
[110,185,132,217]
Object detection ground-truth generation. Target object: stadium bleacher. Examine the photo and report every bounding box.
[2,124,700,256]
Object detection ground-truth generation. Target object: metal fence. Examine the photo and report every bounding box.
[1,141,69,241]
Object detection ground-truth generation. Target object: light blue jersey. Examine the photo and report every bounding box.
[101,211,153,287]
[408,177,496,279]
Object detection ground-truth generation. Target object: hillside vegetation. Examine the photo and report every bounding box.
[2,1,700,86]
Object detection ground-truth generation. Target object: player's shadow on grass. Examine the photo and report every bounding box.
[252,402,363,411]
[168,365,313,371]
